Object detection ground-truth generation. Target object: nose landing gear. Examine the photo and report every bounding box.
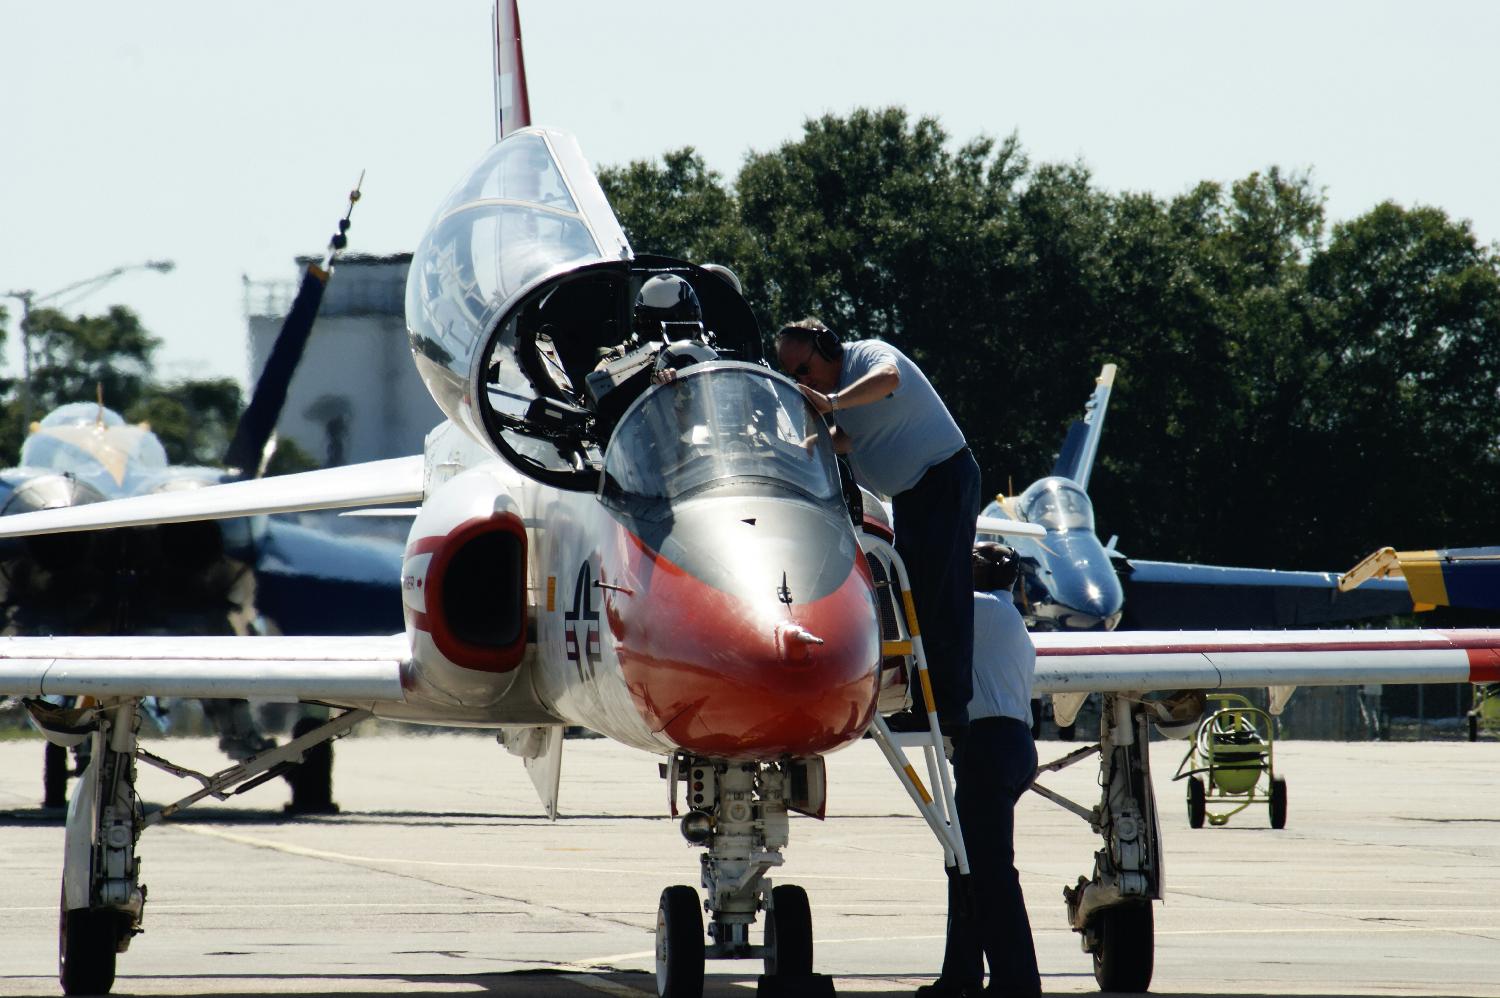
[657,756,833,998]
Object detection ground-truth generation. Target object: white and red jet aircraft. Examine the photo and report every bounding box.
[3,25,1499,998]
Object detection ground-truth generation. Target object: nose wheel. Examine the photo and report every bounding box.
[763,883,813,977]
[656,885,705,998]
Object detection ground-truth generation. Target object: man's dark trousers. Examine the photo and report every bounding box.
[941,716,1042,995]
[892,446,981,728]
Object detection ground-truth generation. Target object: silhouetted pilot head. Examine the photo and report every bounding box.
[973,542,1020,593]
[633,274,703,340]
[700,263,743,296]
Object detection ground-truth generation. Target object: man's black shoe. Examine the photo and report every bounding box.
[914,980,980,998]
[884,709,929,732]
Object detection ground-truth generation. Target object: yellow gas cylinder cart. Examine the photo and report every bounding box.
[1174,693,1287,828]
[1471,683,1500,742]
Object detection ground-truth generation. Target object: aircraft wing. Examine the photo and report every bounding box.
[1118,558,1414,628]
[975,515,1047,540]
[0,456,424,537]
[0,635,407,701]
[1032,628,1500,694]
[1341,545,1500,611]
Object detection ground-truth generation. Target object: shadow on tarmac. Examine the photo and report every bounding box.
[0,971,1477,998]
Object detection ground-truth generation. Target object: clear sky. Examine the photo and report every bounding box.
[2,1,1495,389]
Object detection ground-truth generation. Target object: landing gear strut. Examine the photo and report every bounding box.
[1035,694,1161,993]
[49,707,368,995]
[60,698,146,996]
[658,756,832,998]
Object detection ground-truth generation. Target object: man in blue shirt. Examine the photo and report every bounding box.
[775,318,980,732]
[925,542,1041,997]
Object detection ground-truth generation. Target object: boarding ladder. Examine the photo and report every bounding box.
[861,533,970,878]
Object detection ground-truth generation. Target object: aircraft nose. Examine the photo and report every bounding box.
[612,553,881,759]
[1043,534,1125,630]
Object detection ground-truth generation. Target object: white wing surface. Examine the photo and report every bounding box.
[0,456,425,537]
[0,635,408,701]
[974,515,1046,539]
[1033,628,1500,693]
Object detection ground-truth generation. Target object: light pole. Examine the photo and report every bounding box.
[3,259,175,428]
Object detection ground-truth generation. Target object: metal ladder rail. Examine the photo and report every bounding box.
[861,533,970,876]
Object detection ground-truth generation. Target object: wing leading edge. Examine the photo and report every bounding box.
[0,456,425,538]
[1033,628,1500,694]
[0,635,408,701]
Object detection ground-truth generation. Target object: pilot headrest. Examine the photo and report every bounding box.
[654,339,718,378]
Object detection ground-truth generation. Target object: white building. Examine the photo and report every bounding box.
[245,254,441,467]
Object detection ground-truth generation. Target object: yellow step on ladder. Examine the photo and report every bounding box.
[861,533,970,877]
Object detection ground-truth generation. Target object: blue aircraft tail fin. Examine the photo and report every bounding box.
[1050,363,1117,491]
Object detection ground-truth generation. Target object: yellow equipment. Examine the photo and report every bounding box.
[1174,694,1287,828]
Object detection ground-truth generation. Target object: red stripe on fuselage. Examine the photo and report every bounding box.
[609,526,879,759]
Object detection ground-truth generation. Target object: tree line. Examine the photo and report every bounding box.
[0,303,311,473]
[599,107,1500,573]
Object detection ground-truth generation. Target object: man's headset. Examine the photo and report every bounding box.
[780,320,843,361]
[813,323,843,360]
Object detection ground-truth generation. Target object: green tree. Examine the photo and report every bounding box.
[25,305,159,414]
[127,378,243,467]
[600,110,1500,576]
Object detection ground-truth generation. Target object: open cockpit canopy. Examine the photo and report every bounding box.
[407,128,763,491]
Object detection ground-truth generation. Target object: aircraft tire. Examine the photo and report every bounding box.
[1090,901,1154,993]
[764,883,813,976]
[59,900,124,996]
[1269,777,1288,829]
[44,742,69,809]
[655,884,704,998]
[1187,776,1206,829]
[1057,721,1076,742]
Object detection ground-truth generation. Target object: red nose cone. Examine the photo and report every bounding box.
[610,538,880,759]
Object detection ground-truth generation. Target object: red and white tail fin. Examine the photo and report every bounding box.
[492,0,532,140]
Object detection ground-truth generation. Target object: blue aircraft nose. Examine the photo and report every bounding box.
[1028,531,1124,630]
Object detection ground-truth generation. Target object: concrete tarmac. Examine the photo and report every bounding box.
[1,730,1496,997]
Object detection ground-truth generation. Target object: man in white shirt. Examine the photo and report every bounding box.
[922,542,1041,998]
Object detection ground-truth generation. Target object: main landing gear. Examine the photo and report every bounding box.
[41,702,369,995]
[657,756,833,998]
[59,699,144,996]
[1032,694,1162,993]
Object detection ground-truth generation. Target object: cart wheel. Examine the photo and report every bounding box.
[1269,778,1288,829]
[655,885,704,998]
[1090,901,1154,993]
[1187,775,1206,829]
